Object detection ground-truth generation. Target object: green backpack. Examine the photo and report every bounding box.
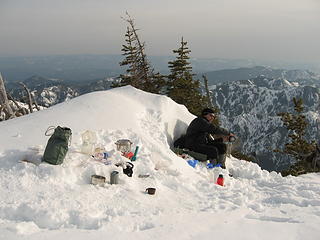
[43,126,72,165]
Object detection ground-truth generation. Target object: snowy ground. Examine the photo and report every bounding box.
[0,86,319,240]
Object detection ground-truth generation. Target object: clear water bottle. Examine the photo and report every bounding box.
[81,130,97,155]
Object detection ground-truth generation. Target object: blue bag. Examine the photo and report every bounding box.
[187,159,199,168]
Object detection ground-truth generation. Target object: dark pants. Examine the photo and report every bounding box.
[191,139,227,161]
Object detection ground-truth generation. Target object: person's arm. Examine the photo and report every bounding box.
[190,117,231,137]
[206,122,229,136]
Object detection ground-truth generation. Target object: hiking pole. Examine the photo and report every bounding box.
[70,150,94,158]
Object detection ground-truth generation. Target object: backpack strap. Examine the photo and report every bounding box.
[45,126,56,136]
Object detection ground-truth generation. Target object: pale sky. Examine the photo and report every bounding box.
[1,0,320,64]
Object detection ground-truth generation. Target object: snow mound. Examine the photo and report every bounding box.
[0,86,319,239]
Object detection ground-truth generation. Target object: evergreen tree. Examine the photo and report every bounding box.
[113,27,140,88]
[114,13,165,94]
[167,37,207,115]
[275,97,316,176]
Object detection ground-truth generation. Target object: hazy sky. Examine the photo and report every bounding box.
[1,0,320,64]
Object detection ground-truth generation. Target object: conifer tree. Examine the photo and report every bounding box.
[114,13,165,94]
[115,26,140,88]
[167,37,207,115]
[275,97,316,175]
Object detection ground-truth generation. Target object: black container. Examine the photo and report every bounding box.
[146,188,156,195]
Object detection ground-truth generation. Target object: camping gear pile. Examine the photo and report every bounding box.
[40,127,156,192]
[79,135,140,183]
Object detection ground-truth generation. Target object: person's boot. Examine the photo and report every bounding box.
[206,158,217,169]
[217,154,227,169]
[209,158,217,165]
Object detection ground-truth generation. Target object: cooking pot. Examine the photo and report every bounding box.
[115,139,133,153]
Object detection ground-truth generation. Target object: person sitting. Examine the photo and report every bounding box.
[185,108,234,169]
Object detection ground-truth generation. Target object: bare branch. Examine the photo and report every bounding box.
[31,93,40,111]
[7,92,29,115]
[19,82,34,113]
[202,75,213,108]
[0,72,15,120]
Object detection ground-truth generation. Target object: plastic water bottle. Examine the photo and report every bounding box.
[131,146,139,161]
[216,174,224,186]
[81,130,97,155]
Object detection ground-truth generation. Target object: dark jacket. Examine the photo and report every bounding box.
[185,116,229,149]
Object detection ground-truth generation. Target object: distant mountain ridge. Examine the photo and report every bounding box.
[203,66,320,87]
[2,54,319,82]
[7,75,114,107]
[0,55,123,82]
[211,75,320,171]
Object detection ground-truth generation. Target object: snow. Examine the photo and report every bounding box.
[0,86,319,240]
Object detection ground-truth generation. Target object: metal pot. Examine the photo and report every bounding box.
[91,175,106,186]
[115,139,132,153]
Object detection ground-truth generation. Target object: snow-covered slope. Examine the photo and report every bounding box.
[0,86,319,240]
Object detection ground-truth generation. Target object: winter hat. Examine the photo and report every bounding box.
[201,108,214,116]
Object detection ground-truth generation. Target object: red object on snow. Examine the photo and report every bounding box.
[124,151,134,159]
[216,174,224,186]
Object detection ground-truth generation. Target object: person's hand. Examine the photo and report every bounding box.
[228,133,236,142]
[223,133,236,142]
